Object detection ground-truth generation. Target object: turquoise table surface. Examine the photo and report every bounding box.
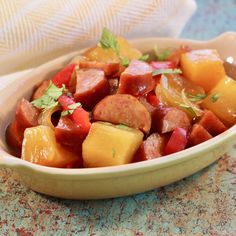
[1,0,236,235]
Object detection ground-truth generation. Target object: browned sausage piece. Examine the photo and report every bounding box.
[133,133,167,162]
[152,106,191,134]
[198,110,227,136]
[31,80,50,100]
[15,98,39,130]
[5,120,23,156]
[74,69,110,110]
[79,60,120,77]
[118,60,154,96]
[189,124,213,146]
[93,94,151,133]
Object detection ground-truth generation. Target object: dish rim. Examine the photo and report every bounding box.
[0,32,236,178]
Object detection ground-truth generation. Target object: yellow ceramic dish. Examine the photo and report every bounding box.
[0,32,236,199]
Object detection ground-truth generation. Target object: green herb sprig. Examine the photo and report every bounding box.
[31,82,65,110]
[61,102,82,117]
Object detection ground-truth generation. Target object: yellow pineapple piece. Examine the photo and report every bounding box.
[83,37,142,63]
[180,49,225,92]
[22,126,78,167]
[82,122,143,167]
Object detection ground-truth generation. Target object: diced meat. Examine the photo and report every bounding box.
[15,98,39,130]
[199,110,227,136]
[31,80,50,100]
[133,133,166,162]
[146,92,161,107]
[93,94,151,133]
[5,121,23,156]
[6,98,40,155]
[108,78,119,94]
[138,96,156,115]
[79,60,120,76]
[118,60,154,96]
[164,128,188,155]
[74,69,110,110]
[189,124,213,146]
[55,116,87,149]
[152,106,191,133]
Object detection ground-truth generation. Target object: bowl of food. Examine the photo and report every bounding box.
[0,29,236,199]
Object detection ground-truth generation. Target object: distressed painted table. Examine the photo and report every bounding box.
[1,0,236,235]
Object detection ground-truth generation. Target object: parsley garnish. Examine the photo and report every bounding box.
[139,54,149,62]
[154,45,170,61]
[98,27,120,55]
[61,102,82,117]
[121,57,130,67]
[211,93,220,103]
[31,81,65,109]
[186,93,207,102]
[179,104,197,117]
[152,68,182,76]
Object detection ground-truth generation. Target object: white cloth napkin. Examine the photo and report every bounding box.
[0,0,196,75]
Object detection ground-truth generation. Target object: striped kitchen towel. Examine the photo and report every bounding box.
[0,0,196,75]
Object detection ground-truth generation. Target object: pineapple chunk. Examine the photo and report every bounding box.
[84,37,142,63]
[82,122,143,167]
[180,49,225,92]
[22,125,78,167]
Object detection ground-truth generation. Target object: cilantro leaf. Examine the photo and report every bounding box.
[178,103,197,117]
[45,82,65,100]
[211,93,220,103]
[61,102,82,117]
[139,54,149,62]
[121,57,130,67]
[186,93,207,102]
[152,68,182,76]
[154,45,170,61]
[98,27,119,55]
[31,81,65,110]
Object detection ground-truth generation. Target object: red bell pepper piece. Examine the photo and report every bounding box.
[150,61,175,70]
[58,94,91,132]
[58,94,75,110]
[164,127,188,155]
[52,63,76,88]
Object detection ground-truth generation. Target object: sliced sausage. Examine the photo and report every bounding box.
[118,60,154,96]
[79,60,120,76]
[74,68,110,110]
[5,121,23,156]
[188,124,213,146]
[15,98,39,130]
[199,110,227,136]
[152,106,191,134]
[93,94,151,133]
[133,133,166,162]
[6,98,40,155]
[31,80,50,100]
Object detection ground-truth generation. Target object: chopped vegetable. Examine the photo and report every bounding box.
[22,126,78,167]
[201,76,236,126]
[180,49,225,92]
[82,122,143,167]
[98,27,120,55]
[52,63,76,88]
[154,45,170,61]
[139,54,149,62]
[211,93,220,103]
[31,82,65,110]
[152,68,182,76]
